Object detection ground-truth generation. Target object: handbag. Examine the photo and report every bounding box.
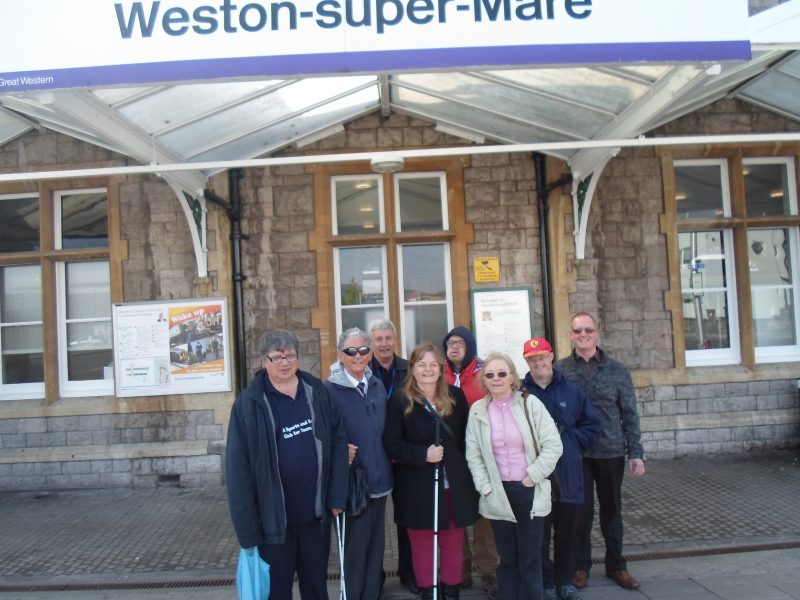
[346,460,369,517]
[236,546,270,600]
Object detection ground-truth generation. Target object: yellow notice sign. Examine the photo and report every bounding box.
[473,257,500,283]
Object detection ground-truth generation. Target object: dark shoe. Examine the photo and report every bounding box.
[401,578,419,595]
[442,583,461,599]
[558,583,581,599]
[573,570,589,589]
[606,570,640,590]
[481,574,499,600]
[419,587,435,600]
[543,586,558,600]
[460,576,473,589]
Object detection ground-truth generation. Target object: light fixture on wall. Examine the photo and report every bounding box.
[370,153,405,174]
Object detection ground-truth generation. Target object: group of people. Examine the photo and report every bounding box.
[226,312,645,600]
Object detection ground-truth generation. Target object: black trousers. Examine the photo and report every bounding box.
[258,519,330,600]
[541,500,582,589]
[344,495,387,600]
[575,456,626,574]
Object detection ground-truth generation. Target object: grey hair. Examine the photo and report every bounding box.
[337,327,370,350]
[367,318,397,337]
[258,329,299,359]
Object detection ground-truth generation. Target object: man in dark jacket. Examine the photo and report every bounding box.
[555,313,645,592]
[367,318,416,594]
[521,337,601,600]
[226,329,348,600]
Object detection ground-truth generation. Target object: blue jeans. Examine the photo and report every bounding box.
[490,481,544,600]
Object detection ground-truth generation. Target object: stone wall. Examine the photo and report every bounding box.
[0,411,224,491]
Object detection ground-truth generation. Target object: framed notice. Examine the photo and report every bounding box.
[470,287,533,377]
[112,298,231,397]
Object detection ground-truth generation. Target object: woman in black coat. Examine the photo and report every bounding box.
[383,342,479,600]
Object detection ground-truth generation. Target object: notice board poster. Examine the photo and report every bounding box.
[112,298,231,397]
[471,288,533,377]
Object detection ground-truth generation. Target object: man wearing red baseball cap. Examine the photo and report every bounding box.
[521,337,601,600]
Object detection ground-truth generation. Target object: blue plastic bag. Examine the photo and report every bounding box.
[237,547,270,600]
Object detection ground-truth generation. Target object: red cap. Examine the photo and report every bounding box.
[522,337,553,358]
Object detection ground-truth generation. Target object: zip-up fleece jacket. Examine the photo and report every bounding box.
[226,369,348,548]
[555,348,644,460]
[522,369,602,504]
[325,363,394,497]
[465,390,562,522]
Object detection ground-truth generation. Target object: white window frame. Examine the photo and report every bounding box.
[332,245,390,339]
[330,174,385,235]
[55,261,114,397]
[397,242,454,356]
[745,157,800,363]
[393,172,449,232]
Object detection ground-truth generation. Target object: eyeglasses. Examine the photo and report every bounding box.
[446,340,466,348]
[484,371,508,380]
[572,327,596,334]
[266,353,298,364]
[341,346,370,357]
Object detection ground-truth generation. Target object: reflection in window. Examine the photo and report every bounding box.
[744,161,792,217]
[675,162,728,220]
[0,195,40,253]
[63,261,112,382]
[400,243,451,352]
[749,229,797,348]
[333,176,382,234]
[679,231,732,350]
[396,175,446,231]
[0,266,43,385]
[335,246,387,333]
[58,191,108,249]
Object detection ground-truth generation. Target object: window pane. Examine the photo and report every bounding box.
[745,163,791,217]
[749,228,797,347]
[337,247,384,306]
[1,265,42,323]
[1,325,44,384]
[334,178,381,234]
[404,304,449,354]
[341,306,387,334]
[0,196,39,252]
[66,321,113,381]
[680,231,732,350]
[401,244,447,301]
[675,164,726,220]
[60,191,108,249]
[682,291,732,350]
[66,262,111,319]
[398,176,444,231]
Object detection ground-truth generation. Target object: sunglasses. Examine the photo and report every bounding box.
[484,371,508,380]
[341,345,370,357]
[572,327,596,334]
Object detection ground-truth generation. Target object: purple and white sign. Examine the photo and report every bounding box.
[0,0,751,93]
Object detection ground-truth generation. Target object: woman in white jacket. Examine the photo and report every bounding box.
[465,352,562,600]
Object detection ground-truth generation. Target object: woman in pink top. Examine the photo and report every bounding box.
[465,352,562,600]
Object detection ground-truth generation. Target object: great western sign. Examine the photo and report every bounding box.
[0,0,751,92]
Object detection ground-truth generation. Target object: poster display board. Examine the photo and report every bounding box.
[112,298,231,397]
[470,287,533,377]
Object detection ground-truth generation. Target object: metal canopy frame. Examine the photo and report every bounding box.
[0,1,799,274]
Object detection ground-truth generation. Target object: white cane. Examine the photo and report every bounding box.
[335,513,347,600]
[432,418,441,600]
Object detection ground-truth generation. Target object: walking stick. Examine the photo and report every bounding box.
[335,513,347,600]
[432,417,441,600]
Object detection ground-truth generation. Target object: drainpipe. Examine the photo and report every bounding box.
[532,153,572,343]
[205,169,248,392]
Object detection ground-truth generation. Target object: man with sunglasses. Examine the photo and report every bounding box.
[521,338,601,600]
[226,329,348,600]
[555,313,645,592]
[325,327,394,600]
